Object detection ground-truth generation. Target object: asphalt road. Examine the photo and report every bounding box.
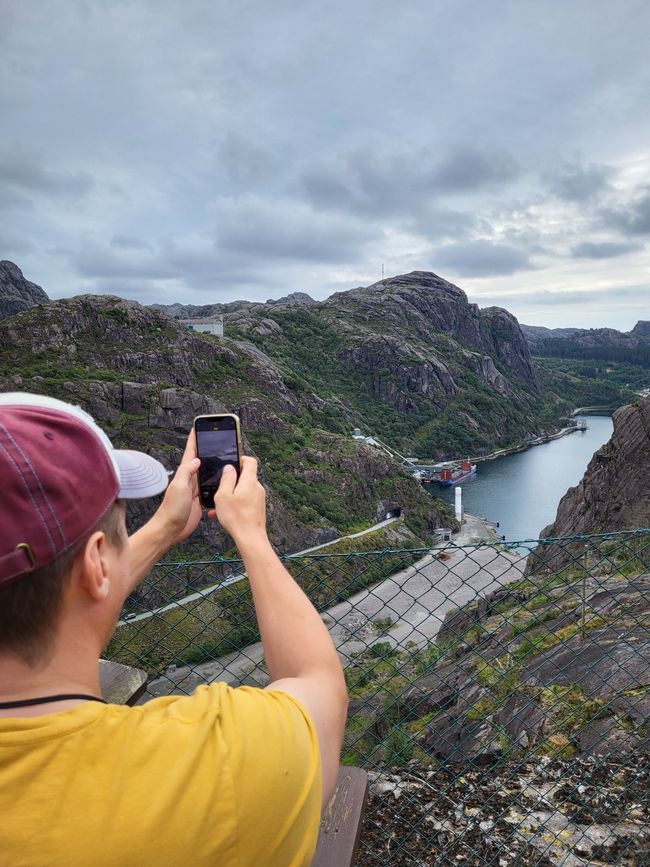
[120,517,398,626]
[146,515,526,699]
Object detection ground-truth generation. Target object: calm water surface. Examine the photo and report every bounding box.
[431,415,614,543]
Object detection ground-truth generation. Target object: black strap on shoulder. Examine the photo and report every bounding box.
[0,694,107,709]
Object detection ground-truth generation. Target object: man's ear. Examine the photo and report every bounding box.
[78,531,111,601]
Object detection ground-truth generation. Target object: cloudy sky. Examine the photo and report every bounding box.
[1,0,649,328]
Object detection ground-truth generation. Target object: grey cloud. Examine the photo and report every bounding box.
[217,133,279,186]
[0,148,93,198]
[544,160,613,202]
[571,240,643,259]
[432,148,519,194]
[473,285,650,308]
[0,230,33,256]
[603,189,650,236]
[300,145,519,222]
[163,241,263,286]
[110,235,153,251]
[2,0,650,320]
[432,240,535,277]
[214,196,377,263]
[69,242,179,281]
[0,187,34,212]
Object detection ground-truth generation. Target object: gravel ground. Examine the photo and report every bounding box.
[357,755,649,866]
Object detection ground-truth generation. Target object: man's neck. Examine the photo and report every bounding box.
[0,645,103,718]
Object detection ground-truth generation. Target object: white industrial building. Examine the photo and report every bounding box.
[181,315,224,337]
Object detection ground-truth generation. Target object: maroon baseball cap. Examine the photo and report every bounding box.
[0,393,170,587]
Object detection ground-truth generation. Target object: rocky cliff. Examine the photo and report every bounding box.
[630,320,650,341]
[527,397,650,575]
[549,397,650,535]
[0,293,452,567]
[217,271,561,460]
[0,261,49,320]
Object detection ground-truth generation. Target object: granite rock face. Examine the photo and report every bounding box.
[528,397,650,574]
[352,572,650,769]
[215,270,552,460]
[630,320,650,340]
[327,272,538,391]
[0,261,49,321]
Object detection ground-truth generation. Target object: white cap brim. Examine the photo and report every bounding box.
[114,450,170,499]
[0,392,169,500]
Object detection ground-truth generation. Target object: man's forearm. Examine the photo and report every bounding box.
[236,533,344,685]
[127,514,174,595]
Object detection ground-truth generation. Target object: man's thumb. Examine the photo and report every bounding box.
[177,457,200,482]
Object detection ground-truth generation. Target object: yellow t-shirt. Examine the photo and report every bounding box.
[0,683,322,867]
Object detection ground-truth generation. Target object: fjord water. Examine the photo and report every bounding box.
[432,415,614,543]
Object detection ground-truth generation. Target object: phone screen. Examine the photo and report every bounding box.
[194,415,241,509]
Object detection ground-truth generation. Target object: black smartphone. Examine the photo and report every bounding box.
[194,413,243,509]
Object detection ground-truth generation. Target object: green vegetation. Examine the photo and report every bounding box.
[535,339,650,369]
[534,357,638,408]
[107,525,426,674]
[372,616,396,634]
[342,536,649,768]
[232,305,574,460]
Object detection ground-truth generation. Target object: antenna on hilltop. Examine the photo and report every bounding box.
[382,263,385,280]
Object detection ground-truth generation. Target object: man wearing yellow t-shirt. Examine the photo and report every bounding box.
[0,393,348,866]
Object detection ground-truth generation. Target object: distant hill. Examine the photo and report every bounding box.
[521,321,650,351]
[0,261,49,320]
[519,324,583,347]
[151,291,317,321]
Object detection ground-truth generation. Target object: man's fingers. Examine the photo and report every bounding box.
[181,428,198,464]
[238,456,258,483]
[216,463,238,497]
[175,457,200,486]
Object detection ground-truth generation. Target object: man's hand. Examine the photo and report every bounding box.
[155,432,202,544]
[208,457,266,545]
[126,432,202,595]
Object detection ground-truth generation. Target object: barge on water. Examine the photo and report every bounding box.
[419,460,477,487]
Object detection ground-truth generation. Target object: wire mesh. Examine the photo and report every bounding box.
[109,528,650,866]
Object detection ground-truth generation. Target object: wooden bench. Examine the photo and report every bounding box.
[100,659,368,865]
[313,765,368,867]
[99,659,148,706]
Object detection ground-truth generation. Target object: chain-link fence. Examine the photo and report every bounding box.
[109,528,650,866]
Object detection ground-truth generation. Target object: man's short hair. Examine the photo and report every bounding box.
[0,502,125,667]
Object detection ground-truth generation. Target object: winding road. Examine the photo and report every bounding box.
[145,515,526,699]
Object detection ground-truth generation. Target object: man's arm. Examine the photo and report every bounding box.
[126,434,202,595]
[213,460,348,807]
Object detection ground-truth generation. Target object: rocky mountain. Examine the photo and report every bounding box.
[0,261,49,321]
[265,291,316,307]
[150,298,255,319]
[153,292,314,320]
[519,324,583,347]
[521,321,650,351]
[631,320,650,340]
[0,292,452,566]
[216,271,566,460]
